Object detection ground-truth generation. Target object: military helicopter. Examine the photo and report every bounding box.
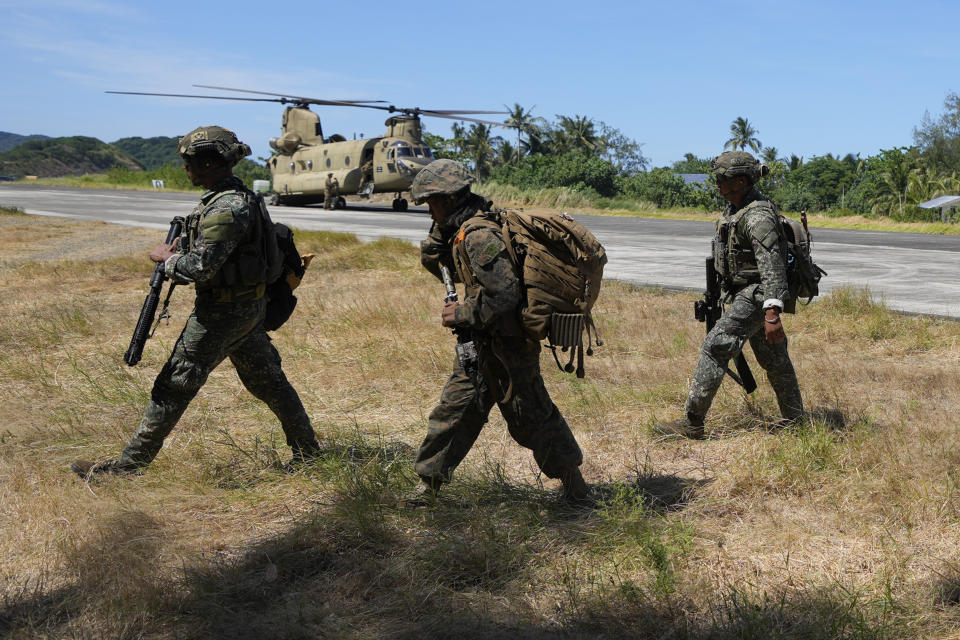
[107,85,513,211]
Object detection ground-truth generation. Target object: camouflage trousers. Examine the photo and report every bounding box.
[119,297,319,468]
[414,337,583,484]
[323,188,337,210]
[686,291,803,422]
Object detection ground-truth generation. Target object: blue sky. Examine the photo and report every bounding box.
[1,0,957,168]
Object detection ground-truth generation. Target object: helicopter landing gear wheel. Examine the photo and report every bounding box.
[268,193,284,206]
[392,197,408,212]
[335,196,347,210]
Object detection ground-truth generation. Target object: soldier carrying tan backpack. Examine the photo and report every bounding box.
[407,159,603,507]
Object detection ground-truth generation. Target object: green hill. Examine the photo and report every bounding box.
[0,131,50,153]
[0,136,143,177]
[110,136,180,170]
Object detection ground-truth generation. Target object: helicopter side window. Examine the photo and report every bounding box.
[326,158,331,168]
[422,147,433,158]
[387,149,395,159]
[289,162,295,172]
[345,156,350,166]
[307,160,313,169]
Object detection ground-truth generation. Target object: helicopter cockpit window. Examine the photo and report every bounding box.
[395,146,412,157]
[414,147,432,158]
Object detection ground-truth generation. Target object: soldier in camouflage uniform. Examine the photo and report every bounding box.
[407,159,589,505]
[323,173,339,210]
[655,151,803,439]
[72,126,321,478]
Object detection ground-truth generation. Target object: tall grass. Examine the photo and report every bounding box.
[0,215,959,638]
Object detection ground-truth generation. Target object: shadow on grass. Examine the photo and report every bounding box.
[0,457,910,640]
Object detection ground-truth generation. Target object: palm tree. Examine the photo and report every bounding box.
[495,140,516,167]
[761,146,780,165]
[464,123,502,180]
[555,114,599,153]
[450,122,467,156]
[871,148,912,217]
[504,103,547,159]
[724,117,761,152]
[788,154,804,171]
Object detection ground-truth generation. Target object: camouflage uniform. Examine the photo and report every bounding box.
[684,184,804,425]
[323,174,339,210]
[415,191,583,485]
[116,173,320,468]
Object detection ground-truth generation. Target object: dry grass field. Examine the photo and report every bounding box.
[1,205,960,639]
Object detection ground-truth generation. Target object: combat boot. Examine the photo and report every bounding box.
[282,440,323,473]
[403,477,443,508]
[559,467,592,506]
[70,458,140,480]
[652,413,706,440]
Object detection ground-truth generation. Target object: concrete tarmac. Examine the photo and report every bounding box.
[2,184,958,317]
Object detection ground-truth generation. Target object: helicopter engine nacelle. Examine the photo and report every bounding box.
[269,132,302,154]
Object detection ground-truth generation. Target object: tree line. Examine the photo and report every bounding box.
[424,94,960,221]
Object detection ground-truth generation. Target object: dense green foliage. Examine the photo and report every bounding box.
[110,136,180,170]
[617,169,716,208]
[0,130,270,191]
[102,158,270,191]
[0,136,142,177]
[0,131,49,153]
[429,100,960,222]
[489,152,619,197]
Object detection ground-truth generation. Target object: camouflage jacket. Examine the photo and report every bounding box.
[714,188,790,305]
[420,194,522,336]
[165,176,263,302]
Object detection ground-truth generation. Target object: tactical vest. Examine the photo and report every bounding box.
[451,211,524,337]
[185,188,270,303]
[713,199,785,293]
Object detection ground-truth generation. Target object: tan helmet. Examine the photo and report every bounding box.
[178,125,251,167]
[711,150,768,181]
[410,159,475,204]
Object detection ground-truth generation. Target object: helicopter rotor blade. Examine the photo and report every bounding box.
[110,87,517,128]
[417,110,510,115]
[106,90,287,103]
[417,112,518,128]
[193,85,387,106]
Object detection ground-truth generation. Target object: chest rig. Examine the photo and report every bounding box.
[713,199,773,293]
[183,188,267,303]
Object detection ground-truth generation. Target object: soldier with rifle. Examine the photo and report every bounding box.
[408,159,589,506]
[655,151,804,439]
[72,126,321,479]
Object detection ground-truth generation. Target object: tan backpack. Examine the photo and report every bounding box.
[498,210,606,378]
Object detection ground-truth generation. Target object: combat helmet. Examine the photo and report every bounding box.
[178,125,251,167]
[711,150,768,182]
[410,159,475,204]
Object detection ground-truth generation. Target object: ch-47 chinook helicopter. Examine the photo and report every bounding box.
[107,85,514,211]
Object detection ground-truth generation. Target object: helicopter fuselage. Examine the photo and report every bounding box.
[267,107,433,206]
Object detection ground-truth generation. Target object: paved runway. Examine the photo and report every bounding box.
[2,184,957,317]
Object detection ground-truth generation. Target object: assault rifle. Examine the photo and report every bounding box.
[124,216,185,366]
[440,266,480,382]
[693,256,758,393]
